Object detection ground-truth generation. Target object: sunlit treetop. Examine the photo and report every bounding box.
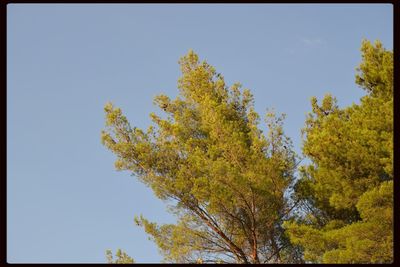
[102,50,301,263]
[284,39,393,263]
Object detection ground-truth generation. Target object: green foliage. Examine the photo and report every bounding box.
[102,40,392,263]
[285,39,393,263]
[106,249,135,264]
[102,50,302,263]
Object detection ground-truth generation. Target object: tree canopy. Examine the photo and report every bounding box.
[284,39,393,263]
[102,50,302,263]
[102,40,393,263]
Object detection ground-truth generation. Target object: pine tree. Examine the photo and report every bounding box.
[284,40,393,263]
[101,51,302,263]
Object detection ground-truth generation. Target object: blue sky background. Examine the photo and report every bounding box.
[7,4,393,263]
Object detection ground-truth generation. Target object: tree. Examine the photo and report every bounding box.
[284,40,393,263]
[106,249,135,264]
[101,50,303,263]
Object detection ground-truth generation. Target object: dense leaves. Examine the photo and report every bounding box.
[284,40,393,263]
[102,40,393,263]
[102,50,301,263]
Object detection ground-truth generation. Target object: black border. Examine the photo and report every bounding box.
[2,1,398,266]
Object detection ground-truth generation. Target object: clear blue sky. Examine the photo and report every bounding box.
[7,4,392,263]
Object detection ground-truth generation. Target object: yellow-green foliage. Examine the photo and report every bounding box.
[284,40,393,263]
[102,40,392,264]
[106,249,135,264]
[102,50,301,263]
